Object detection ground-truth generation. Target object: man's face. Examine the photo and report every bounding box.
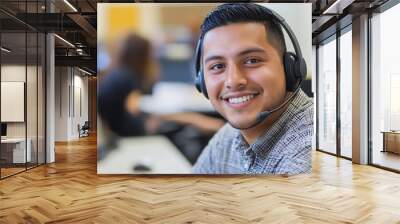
[202,22,286,129]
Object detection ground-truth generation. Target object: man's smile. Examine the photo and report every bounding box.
[220,91,260,109]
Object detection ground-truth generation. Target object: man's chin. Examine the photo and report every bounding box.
[227,119,257,130]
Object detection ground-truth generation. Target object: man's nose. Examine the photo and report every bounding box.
[225,63,247,90]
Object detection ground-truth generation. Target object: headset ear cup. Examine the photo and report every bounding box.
[284,52,298,91]
[195,72,202,93]
[298,57,307,80]
[200,71,208,99]
[195,70,209,99]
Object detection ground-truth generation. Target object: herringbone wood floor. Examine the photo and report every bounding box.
[1,135,400,223]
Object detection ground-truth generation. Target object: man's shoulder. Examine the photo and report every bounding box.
[276,91,313,155]
[289,90,314,127]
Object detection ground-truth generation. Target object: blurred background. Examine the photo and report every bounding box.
[97,3,225,174]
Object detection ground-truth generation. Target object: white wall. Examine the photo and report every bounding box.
[55,66,69,141]
[1,65,26,81]
[72,73,89,138]
[259,3,312,79]
[55,67,89,141]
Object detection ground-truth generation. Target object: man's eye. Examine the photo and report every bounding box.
[244,58,261,64]
[210,63,225,71]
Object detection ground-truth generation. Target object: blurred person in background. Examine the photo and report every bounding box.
[98,33,159,136]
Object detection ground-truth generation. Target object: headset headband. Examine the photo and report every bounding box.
[195,6,304,74]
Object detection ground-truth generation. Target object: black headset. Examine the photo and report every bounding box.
[194,6,307,100]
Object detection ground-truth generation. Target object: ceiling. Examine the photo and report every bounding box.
[0,0,393,73]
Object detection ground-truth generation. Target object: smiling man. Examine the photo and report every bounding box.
[192,3,313,174]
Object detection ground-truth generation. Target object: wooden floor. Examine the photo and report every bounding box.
[1,135,400,223]
[1,163,45,178]
[373,151,400,171]
[0,167,26,178]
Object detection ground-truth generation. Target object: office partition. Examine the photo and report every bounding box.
[0,0,47,179]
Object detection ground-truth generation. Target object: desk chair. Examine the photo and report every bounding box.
[79,121,90,138]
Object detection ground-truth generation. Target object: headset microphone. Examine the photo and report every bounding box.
[236,80,302,130]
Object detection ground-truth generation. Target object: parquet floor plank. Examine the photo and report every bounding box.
[1,135,400,223]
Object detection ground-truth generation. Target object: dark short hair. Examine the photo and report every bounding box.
[200,3,287,59]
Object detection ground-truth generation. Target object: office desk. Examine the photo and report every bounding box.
[98,136,192,174]
[1,138,32,163]
[139,82,214,114]
[381,131,400,154]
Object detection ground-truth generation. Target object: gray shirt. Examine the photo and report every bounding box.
[192,89,313,175]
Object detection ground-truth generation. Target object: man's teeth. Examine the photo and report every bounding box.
[228,95,255,104]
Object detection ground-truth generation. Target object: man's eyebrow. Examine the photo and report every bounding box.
[237,47,267,56]
[203,47,267,64]
[204,55,224,64]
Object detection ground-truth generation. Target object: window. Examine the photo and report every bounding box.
[371,2,400,171]
[317,36,337,155]
[339,28,352,158]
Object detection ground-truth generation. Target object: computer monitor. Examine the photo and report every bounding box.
[1,123,7,137]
